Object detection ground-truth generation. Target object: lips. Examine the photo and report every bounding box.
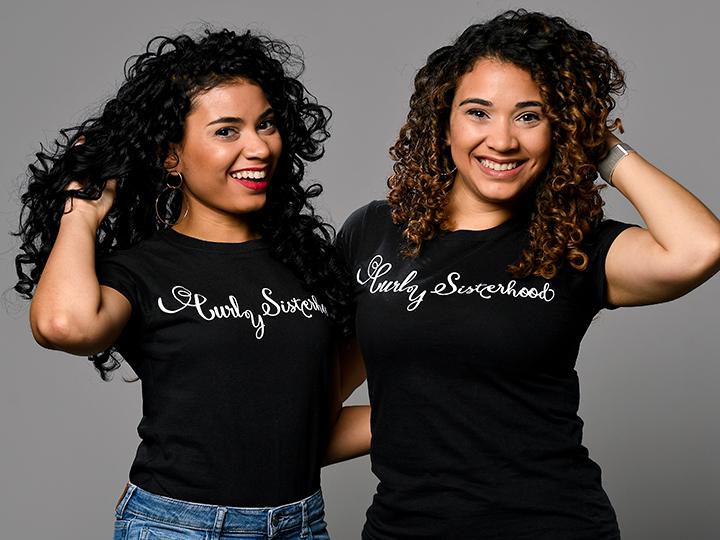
[229,168,267,180]
[229,168,269,191]
[476,157,527,178]
[479,158,522,171]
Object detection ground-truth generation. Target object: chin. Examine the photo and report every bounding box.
[238,197,268,213]
[477,184,526,203]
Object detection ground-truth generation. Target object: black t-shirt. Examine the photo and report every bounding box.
[97,228,333,507]
[338,201,634,540]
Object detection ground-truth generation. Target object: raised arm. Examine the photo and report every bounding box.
[30,180,131,355]
[324,337,371,466]
[603,136,720,307]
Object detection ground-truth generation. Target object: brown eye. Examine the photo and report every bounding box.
[215,127,238,138]
[467,109,489,120]
[258,118,277,132]
[518,112,541,124]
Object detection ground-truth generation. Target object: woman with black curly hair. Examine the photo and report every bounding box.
[17,29,368,539]
[338,9,720,539]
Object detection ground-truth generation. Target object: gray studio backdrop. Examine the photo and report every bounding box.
[2,1,718,539]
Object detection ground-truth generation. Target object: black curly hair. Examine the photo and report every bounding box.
[389,9,625,278]
[14,28,350,378]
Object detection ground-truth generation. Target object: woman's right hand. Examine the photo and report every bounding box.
[63,179,118,230]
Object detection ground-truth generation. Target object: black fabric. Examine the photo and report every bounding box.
[338,201,634,540]
[97,228,333,507]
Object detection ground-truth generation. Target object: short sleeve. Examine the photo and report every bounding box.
[96,255,140,312]
[584,219,637,311]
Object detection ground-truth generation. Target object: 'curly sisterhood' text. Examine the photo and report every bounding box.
[157,286,327,339]
[356,255,555,311]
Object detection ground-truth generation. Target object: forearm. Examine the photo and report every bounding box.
[30,211,105,351]
[338,337,366,402]
[324,405,371,466]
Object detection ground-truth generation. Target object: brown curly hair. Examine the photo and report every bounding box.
[388,9,625,278]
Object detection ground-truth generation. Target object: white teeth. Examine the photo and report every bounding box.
[480,159,520,171]
[231,170,266,180]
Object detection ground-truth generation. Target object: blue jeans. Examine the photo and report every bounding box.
[113,483,330,539]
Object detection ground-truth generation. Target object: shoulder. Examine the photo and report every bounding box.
[338,200,394,245]
[584,219,637,259]
[97,231,171,278]
[341,200,392,232]
[337,200,398,263]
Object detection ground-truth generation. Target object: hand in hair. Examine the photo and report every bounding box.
[30,177,131,356]
[63,179,118,230]
[61,136,118,228]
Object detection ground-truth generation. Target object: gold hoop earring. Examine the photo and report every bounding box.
[155,171,189,227]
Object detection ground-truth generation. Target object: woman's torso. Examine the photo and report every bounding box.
[339,200,630,540]
[98,228,334,507]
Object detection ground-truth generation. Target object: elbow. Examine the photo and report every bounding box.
[710,228,720,270]
[693,227,720,279]
[31,311,76,350]
[30,311,99,355]
[669,229,720,289]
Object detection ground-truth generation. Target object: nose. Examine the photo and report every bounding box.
[242,131,272,160]
[486,119,519,153]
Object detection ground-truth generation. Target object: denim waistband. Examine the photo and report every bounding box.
[115,483,324,537]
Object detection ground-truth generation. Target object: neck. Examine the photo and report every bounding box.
[172,211,259,243]
[445,193,515,232]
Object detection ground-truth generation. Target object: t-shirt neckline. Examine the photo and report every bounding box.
[438,215,526,241]
[159,227,268,253]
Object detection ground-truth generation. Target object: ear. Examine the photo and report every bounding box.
[163,146,181,172]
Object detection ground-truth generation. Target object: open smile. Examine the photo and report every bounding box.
[229,168,269,191]
[475,157,528,178]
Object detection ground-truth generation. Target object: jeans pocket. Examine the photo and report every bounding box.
[307,517,330,540]
[139,522,208,540]
[113,519,129,540]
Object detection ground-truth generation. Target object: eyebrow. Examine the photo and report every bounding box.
[206,108,274,127]
[458,98,543,109]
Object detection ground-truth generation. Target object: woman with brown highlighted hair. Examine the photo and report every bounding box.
[337,9,720,539]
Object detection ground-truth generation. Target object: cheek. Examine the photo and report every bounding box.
[271,137,283,160]
[447,121,474,158]
[529,129,552,167]
[180,141,215,171]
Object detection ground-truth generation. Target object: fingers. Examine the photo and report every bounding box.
[65,180,84,191]
[64,178,118,194]
[62,178,118,220]
[105,179,118,197]
[606,133,622,146]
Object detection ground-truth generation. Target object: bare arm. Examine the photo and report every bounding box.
[604,136,720,307]
[325,405,371,466]
[337,336,367,401]
[324,337,371,465]
[30,180,131,355]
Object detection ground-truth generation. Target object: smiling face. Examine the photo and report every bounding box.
[446,58,552,227]
[171,78,282,238]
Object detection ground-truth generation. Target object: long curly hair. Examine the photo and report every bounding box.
[14,29,350,378]
[388,9,626,277]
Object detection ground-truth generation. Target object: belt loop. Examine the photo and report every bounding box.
[211,507,227,540]
[115,483,136,518]
[268,508,277,538]
[300,497,309,538]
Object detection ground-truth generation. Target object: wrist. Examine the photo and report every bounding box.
[598,141,635,187]
[60,203,103,233]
